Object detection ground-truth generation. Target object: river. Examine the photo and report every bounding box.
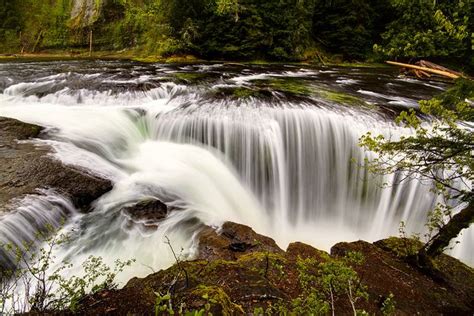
[0,60,471,286]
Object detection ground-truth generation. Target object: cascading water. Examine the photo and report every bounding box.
[0,60,472,286]
[0,189,77,269]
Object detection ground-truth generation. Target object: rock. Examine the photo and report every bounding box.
[286,241,328,261]
[375,237,474,310]
[70,0,104,28]
[0,117,112,212]
[196,221,284,261]
[72,232,474,315]
[331,240,474,315]
[121,199,168,223]
[121,199,169,232]
[0,116,42,141]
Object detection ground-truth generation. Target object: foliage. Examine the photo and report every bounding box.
[360,78,474,261]
[292,251,368,315]
[381,293,396,315]
[312,0,393,60]
[360,79,473,203]
[0,225,134,314]
[154,287,236,315]
[0,0,471,65]
[373,0,473,69]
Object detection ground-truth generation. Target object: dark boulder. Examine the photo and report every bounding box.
[121,199,168,222]
[120,199,169,232]
[0,117,112,212]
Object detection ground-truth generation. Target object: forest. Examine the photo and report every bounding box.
[0,0,473,70]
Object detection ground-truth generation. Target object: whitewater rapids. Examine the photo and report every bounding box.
[0,61,471,285]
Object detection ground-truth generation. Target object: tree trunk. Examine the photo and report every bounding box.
[419,201,473,262]
[32,30,44,53]
[89,30,93,56]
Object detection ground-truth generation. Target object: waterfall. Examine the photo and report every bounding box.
[0,61,471,283]
[0,190,77,269]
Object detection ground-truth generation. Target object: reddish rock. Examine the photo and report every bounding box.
[71,232,474,315]
[286,241,328,261]
[331,240,474,315]
[196,221,283,261]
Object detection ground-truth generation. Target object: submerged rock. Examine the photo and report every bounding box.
[121,199,169,222]
[0,117,112,212]
[121,199,170,232]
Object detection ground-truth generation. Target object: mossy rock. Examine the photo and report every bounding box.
[316,88,367,107]
[374,237,423,258]
[262,78,312,96]
[173,72,209,84]
[73,225,474,315]
[208,86,273,100]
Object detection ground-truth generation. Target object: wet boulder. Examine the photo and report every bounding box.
[121,199,168,222]
[0,117,112,212]
[120,199,170,232]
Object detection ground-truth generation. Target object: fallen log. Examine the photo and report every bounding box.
[417,60,463,77]
[386,61,461,79]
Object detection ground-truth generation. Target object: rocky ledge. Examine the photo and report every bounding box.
[74,222,474,315]
[0,117,112,212]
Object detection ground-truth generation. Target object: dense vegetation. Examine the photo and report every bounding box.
[0,0,472,69]
[361,78,474,270]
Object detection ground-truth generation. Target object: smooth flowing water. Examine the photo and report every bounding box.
[0,60,472,284]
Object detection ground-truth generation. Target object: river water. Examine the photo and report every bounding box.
[0,60,472,285]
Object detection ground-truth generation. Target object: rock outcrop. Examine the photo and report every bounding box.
[70,0,104,28]
[0,117,112,212]
[73,222,474,315]
[196,221,284,261]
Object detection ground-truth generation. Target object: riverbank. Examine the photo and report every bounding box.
[0,51,388,69]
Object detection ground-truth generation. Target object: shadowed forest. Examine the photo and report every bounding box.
[0,0,472,69]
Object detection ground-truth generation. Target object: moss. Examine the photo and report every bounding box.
[238,252,286,265]
[173,72,208,83]
[264,78,312,96]
[200,259,239,275]
[191,285,245,314]
[237,252,287,282]
[375,237,422,258]
[232,87,262,99]
[165,55,200,63]
[248,60,272,65]
[317,89,367,106]
[132,56,160,63]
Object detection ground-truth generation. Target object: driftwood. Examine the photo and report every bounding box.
[386,60,463,80]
